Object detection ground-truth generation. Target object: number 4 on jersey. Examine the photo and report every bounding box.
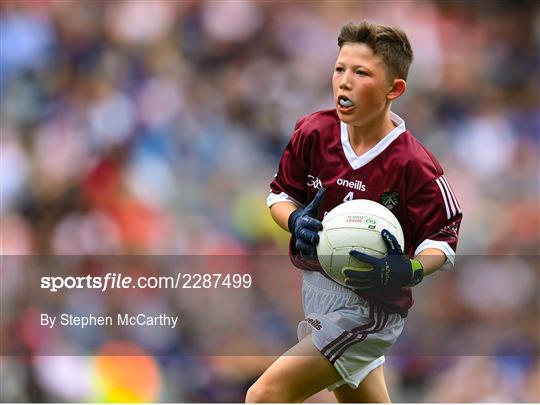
[343,191,354,202]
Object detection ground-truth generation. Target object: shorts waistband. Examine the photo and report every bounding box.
[302,271,355,295]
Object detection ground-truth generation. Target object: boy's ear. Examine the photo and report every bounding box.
[387,79,406,101]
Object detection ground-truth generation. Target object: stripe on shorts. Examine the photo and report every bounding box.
[321,304,375,360]
[329,311,389,364]
[321,305,390,364]
[325,318,377,363]
[326,308,382,364]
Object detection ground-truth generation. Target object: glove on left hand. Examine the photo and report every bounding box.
[343,229,424,290]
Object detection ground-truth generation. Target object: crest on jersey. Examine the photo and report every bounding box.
[380,191,399,210]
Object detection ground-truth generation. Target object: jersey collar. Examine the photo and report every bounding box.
[340,111,406,170]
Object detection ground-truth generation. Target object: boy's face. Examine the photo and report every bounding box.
[332,43,398,126]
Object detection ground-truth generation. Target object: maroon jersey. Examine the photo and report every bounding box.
[268,109,462,317]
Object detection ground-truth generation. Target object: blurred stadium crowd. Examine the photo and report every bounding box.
[1,0,539,402]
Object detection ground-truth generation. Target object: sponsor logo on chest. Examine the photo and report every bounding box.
[306,175,367,192]
[337,178,366,191]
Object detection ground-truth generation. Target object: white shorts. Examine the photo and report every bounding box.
[297,271,404,390]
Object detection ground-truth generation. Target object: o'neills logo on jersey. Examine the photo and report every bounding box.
[305,317,322,330]
[337,178,366,191]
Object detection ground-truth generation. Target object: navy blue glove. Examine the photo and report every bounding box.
[288,188,325,257]
[343,229,424,290]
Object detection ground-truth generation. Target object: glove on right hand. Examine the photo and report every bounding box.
[288,188,325,258]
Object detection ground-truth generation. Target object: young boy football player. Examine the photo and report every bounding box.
[246,21,462,403]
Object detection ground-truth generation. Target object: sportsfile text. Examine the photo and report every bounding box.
[41,273,174,292]
[41,272,253,292]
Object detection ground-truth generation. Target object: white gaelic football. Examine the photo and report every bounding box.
[316,199,405,287]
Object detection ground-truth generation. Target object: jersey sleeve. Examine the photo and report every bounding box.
[407,174,462,268]
[268,117,311,207]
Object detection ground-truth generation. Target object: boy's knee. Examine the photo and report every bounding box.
[245,381,289,403]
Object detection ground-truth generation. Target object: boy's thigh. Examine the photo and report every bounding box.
[246,336,341,403]
[333,364,390,403]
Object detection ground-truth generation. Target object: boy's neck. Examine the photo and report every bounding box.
[346,112,396,155]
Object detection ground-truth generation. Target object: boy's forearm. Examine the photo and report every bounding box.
[270,201,299,232]
[414,248,447,276]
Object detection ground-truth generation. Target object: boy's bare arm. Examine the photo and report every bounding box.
[415,248,447,276]
[270,201,298,232]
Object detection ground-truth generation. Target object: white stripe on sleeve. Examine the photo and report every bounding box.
[439,177,457,218]
[435,178,451,220]
[441,176,461,214]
